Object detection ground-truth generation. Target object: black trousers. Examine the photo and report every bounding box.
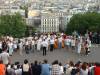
[32,45,35,52]
[50,44,54,51]
[25,45,29,54]
[43,47,46,56]
[0,49,2,53]
[85,48,88,55]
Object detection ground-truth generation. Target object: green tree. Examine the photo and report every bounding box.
[0,13,27,37]
[66,12,100,34]
[20,4,28,18]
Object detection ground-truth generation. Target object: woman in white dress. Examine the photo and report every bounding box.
[77,39,82,54]
[19,41,23,55]
[71,37,76,51]
[65,37,71,50]
[8,41,13,55]
[37,38,42,51]
[45,37,49,51]
[13,39,17,52]
[31,39,35,52]
[87,38,91,54]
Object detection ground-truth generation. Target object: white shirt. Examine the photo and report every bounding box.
[10,37,13,42]
[25,41,29,45]
[71,39,76,46]
[32,40,35,45]
[66,66,73,75]
[23,64,29,72]
[50,39,54,44]
[43,36,46,40]
[42,41,48,47]
[59,66,64,74]
[65,38,71,45]
[37,39,42,44]
[80,69,88,75]
[15,68,22,75]
[8,42,13,49]
[58,37,62,43]
[0,51,9,64]
[35,36,38,40]
[19,42,23,49]
[13,43,17,49]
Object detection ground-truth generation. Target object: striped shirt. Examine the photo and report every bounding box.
[51,64,60,75]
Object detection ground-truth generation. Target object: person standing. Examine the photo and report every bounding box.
[0,60,6,75]
[77,36,82,55]
[59,63,64,75]
[2,40,8,52]
[7,64,15,75]
[65,36,71,51]
[84,40,89,56]
[22,59,30,75]
[32,60,41,75]
[13,39,17,52]
[66,61,74,75]
[0,40,2,53]
[19,40,23,55]
[54,37,58,49]
[45,37,50,51]
[8,41,13,56]
[77,39,82,55]
[41,39,48,56]
[71,37,76,51]
[31,39,35,52]
[0,50,10,65]
[80,62,89,75]
[58,36,62,49]
[62,37,65,48]
[15,65,22,75]
[94,63,100,75]
[25,39,29,54]
[41,60,51,75]
[51,60,60,75]
[34,36,38,50]
[37,38,42,51]
[50,37,54,52]
[86,38,91,54]
[34,39,37,50]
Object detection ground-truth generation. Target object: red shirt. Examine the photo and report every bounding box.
[0,64,6,75]
[95,66,100,75]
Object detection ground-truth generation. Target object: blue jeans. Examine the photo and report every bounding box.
[58,42,62,49]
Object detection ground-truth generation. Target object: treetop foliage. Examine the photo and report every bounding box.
[66,12,100,35]
[0,13,27,38]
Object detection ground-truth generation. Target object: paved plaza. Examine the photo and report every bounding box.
[11,45,100,64]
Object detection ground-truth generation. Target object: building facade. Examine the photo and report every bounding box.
[41,13,59,33]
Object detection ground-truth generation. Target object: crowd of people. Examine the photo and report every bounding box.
[0,59,100,75]
[0,32,100,75]
[0,32,94,56]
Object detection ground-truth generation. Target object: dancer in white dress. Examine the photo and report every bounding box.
[8,41,13,55]
[71,37,76,51]
[37,38,42,51]
[19,40,23,55]
[77,40,82,54]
